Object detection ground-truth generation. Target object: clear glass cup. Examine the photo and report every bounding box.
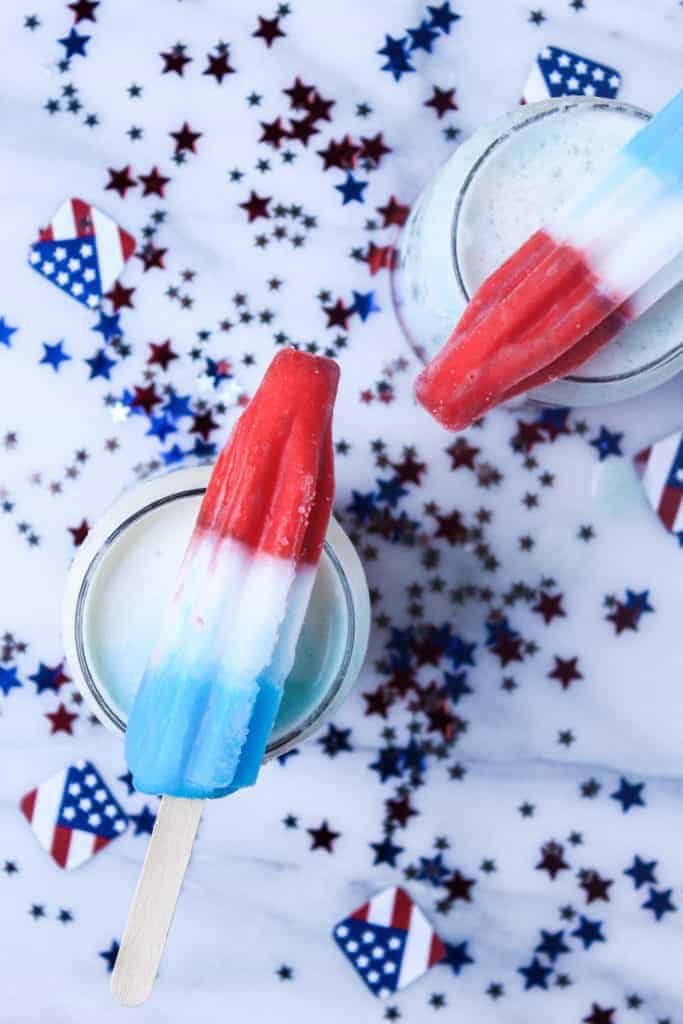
[393,97,683,407]
[62,465,370,761]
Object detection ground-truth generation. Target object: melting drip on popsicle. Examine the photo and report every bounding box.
[125,349,340,799]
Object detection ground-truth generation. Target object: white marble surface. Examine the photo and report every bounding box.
[1,1,683,1021]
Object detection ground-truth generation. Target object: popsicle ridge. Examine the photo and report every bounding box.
[415,236,614,429]
[197,347,338,563]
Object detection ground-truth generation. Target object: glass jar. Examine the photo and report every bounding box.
[62,465,370,760]
[393,97,683,407]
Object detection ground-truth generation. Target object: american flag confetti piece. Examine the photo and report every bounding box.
[634,431,683,538]
[20,759,128,870]
[522,45,621,104]
[333,886,445,999]
[28,198,136,311]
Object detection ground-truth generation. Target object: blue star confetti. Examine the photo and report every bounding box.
[352,290,380,321]
[590,427,623,461]
[378,36,415,82]
[99,940,119,972]
[58,27,91,59]
[91,310,122,342]
[85,348,117,380]
[0,317,18,347]
[335,173,368,205]
[39,341,71,372]
[624,856,658,889]
[571,916,606,950]
[0,664,22,696]
[642,887,677,921]
[379,4,460,80]
[518,957,552,990]
[129,804,157,836]
[28,662,68,693]
[610,777,645,813]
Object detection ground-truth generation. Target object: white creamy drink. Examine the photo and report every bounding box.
[62,467,370,755]
[82,495,349,739]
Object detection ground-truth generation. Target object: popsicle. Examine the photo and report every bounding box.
[502,252,683,402]
[112,349,339,1006]
[126,347,339,798]
[415,90,683,430]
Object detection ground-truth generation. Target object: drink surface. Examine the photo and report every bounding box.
[457,106,639,294]
[83,492,348,744]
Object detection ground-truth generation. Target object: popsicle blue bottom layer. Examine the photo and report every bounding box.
[126,670,284,799]
[123,539,317,799]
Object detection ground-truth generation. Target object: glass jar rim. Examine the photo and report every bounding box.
[450,98,683,386]
[71,484,357,761]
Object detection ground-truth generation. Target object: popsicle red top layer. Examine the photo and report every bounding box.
[414,233,615,430]
[196,348,339,564]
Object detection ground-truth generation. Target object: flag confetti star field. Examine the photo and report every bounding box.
[1,1,683,1021]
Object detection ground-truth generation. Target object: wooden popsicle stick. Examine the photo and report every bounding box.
[111,795,205,1007]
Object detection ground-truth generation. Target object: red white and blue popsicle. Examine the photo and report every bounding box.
[415,90,683,430]
[125,349,339,799]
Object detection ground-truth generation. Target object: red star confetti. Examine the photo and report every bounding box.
[424,86,458,119]
[548,656,583,690]
[68,0,99,23]
[204,49,235,83]
[105,165,137,198]
[161,43,192,76]
[365,242,395,275]
[377,196,410,228]
[104,281,135,311]
[46,703,79,735]
[239,191,271,222]
[170,122,202,155]
[253,15,285,47]
[138,166,171,197]
[68,519,89,546]
[148,339,178,370]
